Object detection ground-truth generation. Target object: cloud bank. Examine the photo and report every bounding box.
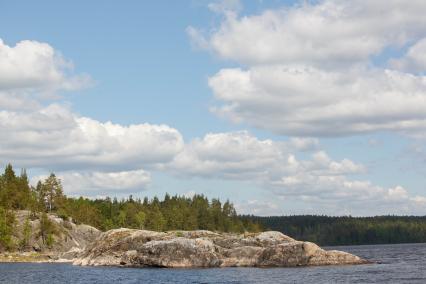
[2,18,426,215]
[191,0,426,137]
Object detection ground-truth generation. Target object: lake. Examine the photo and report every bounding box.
[0,243,425,283]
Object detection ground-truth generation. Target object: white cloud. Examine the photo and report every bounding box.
[168,131,286,179]
[32,169,151,196]
[201,0,426,67]
[390,38,426,73]
[3,35,426,214]
[209,66,426,136]
[183,190,196,199]
[0,38,184,172]
[0,37,183,196]
[235,199,282,216]
[271,176,426,215]
[0,91,41,111]
[191,1,426,137]
[167,131,426,215]
[0,35,183,170]
[186,26,211,50]
[0,104,184,171]
[61,169,151,195]
[168,131,363,181]
[0,39,91,97]
[288,137,319,151]
[0,103,183,196]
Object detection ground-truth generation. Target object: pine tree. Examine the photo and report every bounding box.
[135,211,146,229]
[20,217,32,249]
[39,213,56,247]
[41,173,65,212]
[0,207,15,251]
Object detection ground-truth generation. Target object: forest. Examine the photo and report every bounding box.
[243,215,426,246]
[0,164,261,250]
[3,163,426,249]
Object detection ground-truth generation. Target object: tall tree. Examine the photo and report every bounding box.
[40,174,65,212]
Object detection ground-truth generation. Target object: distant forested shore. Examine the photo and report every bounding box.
[242,215,426,246]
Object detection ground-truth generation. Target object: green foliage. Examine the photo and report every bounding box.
[135,211,146,229]
[243,215,426,246]
[57,209,69,221]
[0,164,33,210]
[5,163,426,249]
[36,173,65,212]
[0,164,260,252]
[145,204,166,231]
[19,217,32,249]
[39,213,57,247]
[0,207,15,251]
[46,234,54,248]
[60,191,258,233]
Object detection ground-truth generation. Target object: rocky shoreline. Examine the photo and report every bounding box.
[0,210,99,263]
[1,211,369,268]
[0,252,53,263]
[72,229,370,268]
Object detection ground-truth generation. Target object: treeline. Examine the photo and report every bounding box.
[64,194,261,233]
[243,215,426,246]
[0,164,261,250]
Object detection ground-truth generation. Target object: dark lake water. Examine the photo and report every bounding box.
[0,243,425,283]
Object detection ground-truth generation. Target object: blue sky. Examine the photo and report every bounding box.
[2,0,426,216]
[0,0,298,138]
[1,1,223,135]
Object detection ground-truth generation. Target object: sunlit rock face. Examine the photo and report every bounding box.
[12,210,100,257]
[73,229,369,268]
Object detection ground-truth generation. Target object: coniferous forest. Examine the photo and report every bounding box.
[3,164,426,249]
[243,215,426,246]
[0,164,262,250]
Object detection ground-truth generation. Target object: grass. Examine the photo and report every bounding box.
[0,252,51,263]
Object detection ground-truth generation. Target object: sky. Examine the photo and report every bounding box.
[2,0,426,216]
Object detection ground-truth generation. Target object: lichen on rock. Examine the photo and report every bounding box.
[73,229,369,268]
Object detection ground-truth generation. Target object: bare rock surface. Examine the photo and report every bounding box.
[73,229,369,268]
[8,210,101,261]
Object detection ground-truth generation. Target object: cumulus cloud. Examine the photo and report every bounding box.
[0,38,184,172]
[210,66,426,136]
[3,35,426,214]
[201,0,426,67]
[288,137,319,151]
[0,102,183,196]
[168,131,290,179]
[235,199,282,216]
[0,39,91,97]
[32,169,151,196]
[269,176,426,215]
[0,37,182,195]
[59,169,151,195]
[168,131,425,215]
[390,38,426,73]
[0,38,92,118]
[0,105,184,172]
[168,131,363,182]
[191,0,426,137]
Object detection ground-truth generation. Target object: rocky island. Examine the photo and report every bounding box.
[73,228,369,268]
[0,167,369,267]
[1,211,368,267]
